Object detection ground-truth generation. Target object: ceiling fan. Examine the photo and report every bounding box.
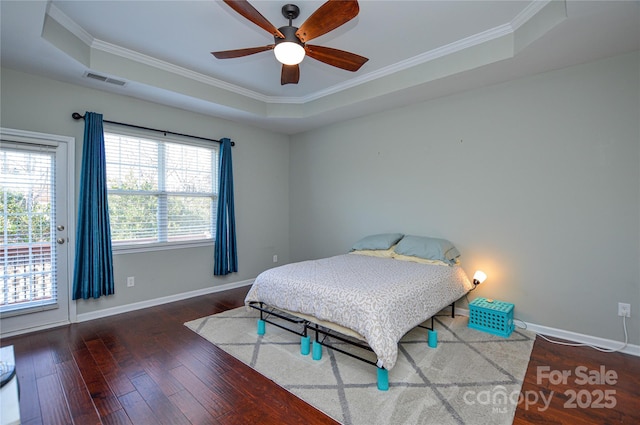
[212,0,368,85]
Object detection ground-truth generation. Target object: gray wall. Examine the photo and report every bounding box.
[1,68,290,316]
[290,52,640,344]
[2,51,639,345]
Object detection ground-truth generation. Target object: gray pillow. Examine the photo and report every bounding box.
[394,235,460,264]
[351,233,404,251]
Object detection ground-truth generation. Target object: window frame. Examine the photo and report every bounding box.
[103,125,219,255]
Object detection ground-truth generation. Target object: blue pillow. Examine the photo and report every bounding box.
[351,233,404,251]
[394,235,460,265]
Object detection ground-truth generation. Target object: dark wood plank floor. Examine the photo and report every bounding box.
[513,331,640,425]
[1,286,638,425]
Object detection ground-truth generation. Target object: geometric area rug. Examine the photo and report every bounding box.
[185,307,535,425]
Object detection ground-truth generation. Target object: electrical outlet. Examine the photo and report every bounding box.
[273,254,278,263]
[618,302,631,317]
[127,276,135,287]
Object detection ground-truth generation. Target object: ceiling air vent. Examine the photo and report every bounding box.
[84,72,126,87]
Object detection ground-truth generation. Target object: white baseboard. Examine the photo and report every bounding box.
[76,279,254,323]
[10,288,639,359]
[454,307,640,357]
[1,319,72,339]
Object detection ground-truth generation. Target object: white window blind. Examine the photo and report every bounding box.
[1,147,57,313]
[104,132,218,248]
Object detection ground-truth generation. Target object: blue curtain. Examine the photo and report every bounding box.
[214,138,238,275]
[72,112,114,299]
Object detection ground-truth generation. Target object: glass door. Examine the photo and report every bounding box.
[0,128,73,335]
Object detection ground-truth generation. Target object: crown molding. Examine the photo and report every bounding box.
[46,3,94,46]
[302,22,515,104]
[511,0,554,31]
[90,39,272,102]
[45,3,272,103]
[303,1,557,103]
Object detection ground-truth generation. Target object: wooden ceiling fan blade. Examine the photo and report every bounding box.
[304,45,368,72]
[296,0,360,43]
[281,64,300,85]
[212,45,274,59]
[223,0,284,38]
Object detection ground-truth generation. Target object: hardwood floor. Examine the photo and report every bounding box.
[513,333,640,425]
[1,286,638,425]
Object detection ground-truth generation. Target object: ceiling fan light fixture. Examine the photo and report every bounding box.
[274,25,305,65]
[214,1,367,84]
[274,41,305,65]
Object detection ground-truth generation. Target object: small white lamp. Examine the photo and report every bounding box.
[473,270,487,286]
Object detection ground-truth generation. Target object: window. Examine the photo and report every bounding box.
[1,146,57,312]
[104,131,218,251]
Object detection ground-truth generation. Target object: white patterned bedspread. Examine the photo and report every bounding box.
[245,254,474,370]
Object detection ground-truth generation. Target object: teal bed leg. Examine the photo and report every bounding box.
[257,319,265,335]
[312,340,322,360]
[377,367,389,391]
[428,329,438,348]
[301,336,310,355]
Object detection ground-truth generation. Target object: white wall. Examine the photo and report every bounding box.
[290,52,640,345]
[0,68,290,316]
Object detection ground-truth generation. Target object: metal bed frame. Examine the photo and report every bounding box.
[247,301,456,391]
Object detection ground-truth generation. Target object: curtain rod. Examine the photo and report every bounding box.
[71,112,234,146]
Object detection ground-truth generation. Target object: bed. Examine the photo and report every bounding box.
[244,233,475,390]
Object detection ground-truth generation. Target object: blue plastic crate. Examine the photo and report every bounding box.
[468,297,514,338]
